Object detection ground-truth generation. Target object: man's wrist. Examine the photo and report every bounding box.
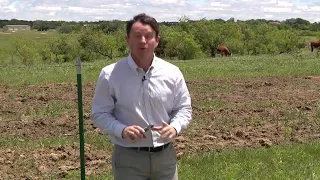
[170,121,181,135]
[115,124,127,139]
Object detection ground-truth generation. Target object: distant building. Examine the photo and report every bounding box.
[269,21,281,25]
[3,25,31,31]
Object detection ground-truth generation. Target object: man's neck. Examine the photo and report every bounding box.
[131,54,153,72]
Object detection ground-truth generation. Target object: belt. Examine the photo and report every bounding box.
[130,143,170,153]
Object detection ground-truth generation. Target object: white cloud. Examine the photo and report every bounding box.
[0,0,319,22]
[67,7,91,13]
[209,2,230,7]
[309,6,320,11]
[32,6,62,11]
[296,5,309,11]
[47,12,56,16]
[201,7,225,10]
[292,9,302,13]
[150,0,186,6]
[263,7,292,13]
[264,14,274,19]
[278,0,294,7]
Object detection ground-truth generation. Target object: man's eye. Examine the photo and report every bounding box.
[146,35,153,39]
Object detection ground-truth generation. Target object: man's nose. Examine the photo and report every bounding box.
[140,36,146,43]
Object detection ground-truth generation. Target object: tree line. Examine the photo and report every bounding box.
[1,17,319,65]
[1,17,320,31]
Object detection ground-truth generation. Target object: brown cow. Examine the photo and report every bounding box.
[309,41,320,52]
[217,45,232,56]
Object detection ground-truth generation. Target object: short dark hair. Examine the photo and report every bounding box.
[126,13,159,37]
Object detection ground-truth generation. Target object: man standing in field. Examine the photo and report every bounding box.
[91,13,192,179]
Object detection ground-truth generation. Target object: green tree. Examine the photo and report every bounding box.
[78,28,118,61]
[42,34,80,63]
[164,29,202,60]
[12,38,38,65]
[58,23,73,34]
[220,22,244,54]
[191,19,223,57]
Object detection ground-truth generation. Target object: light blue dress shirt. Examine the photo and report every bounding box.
[91,54,192,147]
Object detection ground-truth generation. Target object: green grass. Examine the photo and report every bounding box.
[25,101,73,118]
[173,52,320,80]
[1,52,320,88]
[60,143,320,180]
[199,97,227,109]
[0,61,114,87]
[178,143,320,180]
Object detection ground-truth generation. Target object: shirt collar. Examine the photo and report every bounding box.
[127,53,157,75]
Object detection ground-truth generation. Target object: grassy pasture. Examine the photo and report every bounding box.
[0,30,58,65]
[0,30,57,48]
[1,50,319,87]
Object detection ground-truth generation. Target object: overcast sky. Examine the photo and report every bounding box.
[0,0,319,23]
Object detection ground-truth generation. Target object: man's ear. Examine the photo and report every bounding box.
[156,35,160,47]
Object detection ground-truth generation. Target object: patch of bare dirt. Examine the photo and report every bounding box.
[1,76,320,178]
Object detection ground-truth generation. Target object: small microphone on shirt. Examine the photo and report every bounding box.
[142,76,147,82]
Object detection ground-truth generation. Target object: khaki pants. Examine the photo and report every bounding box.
[112,143,178,180]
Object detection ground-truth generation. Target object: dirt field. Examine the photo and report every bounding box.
[1,76,320,179]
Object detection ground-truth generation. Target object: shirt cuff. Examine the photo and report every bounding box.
[170,121,182,135]
[114,123,127,139]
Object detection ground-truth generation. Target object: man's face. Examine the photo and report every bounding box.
[126,21,159,60]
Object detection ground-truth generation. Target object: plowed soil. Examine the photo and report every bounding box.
[1,75,320,179]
